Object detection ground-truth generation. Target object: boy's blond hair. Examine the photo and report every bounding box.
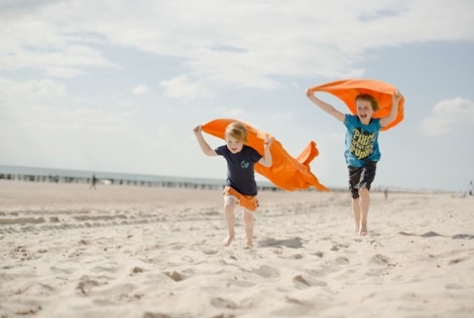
[225,121,248,143]
[355,93,379,112]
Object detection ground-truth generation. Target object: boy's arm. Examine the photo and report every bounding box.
[306,88,345,123]
[380,90,402,128]
[258,138,273,167]
[193,125,218,156]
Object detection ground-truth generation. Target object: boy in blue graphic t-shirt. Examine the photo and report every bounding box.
[193,121,273,247]
[306,88,402,236]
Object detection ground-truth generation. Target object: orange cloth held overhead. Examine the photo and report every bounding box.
[201,118,329,192]
[308,78,405,131]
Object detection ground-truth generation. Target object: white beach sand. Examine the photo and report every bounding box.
[0,180,473,317]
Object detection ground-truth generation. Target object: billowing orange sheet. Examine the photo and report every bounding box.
[202,118,329,192]
[308,78,404,131]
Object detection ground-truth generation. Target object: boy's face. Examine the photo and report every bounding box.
[226,136,244,154]
[356,99,374,125]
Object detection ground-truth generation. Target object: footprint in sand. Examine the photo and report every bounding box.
[143,311,171,318]
[369,253,389,265]
[130,266,144,275]
[50,266,76,275]
[252,265,280,279]
[445,283,464,290]
[16,282,55,297]
[167,270,185,282]
[15,306,42,316]
[312,251,324,258]
[293,274,327,289]
[330,243,350,252]
[293,275,311,287]
[365,254,392,277]
[257,237,303,248]
[335,256,349,265]
[202,249,219,255]
[91,265,119,274]
[227,278,255,288]
[211,297,238,309]
[76,275,108,295]
[452,234,474,240]
[448,258,468,265]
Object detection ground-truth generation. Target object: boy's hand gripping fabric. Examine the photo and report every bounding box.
[202,118,329,192]
[308,78,405,131]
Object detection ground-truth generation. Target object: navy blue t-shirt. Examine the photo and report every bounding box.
[215,145,262,196]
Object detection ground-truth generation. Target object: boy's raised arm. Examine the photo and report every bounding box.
[193,125,218,156]
[380,90,402,128]
[258,138,273,167]
[306,88,345,123]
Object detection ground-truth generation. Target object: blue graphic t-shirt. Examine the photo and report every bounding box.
[343,114,382,167]
[215,145,262,196]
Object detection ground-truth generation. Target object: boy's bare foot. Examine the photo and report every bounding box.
[246,238,253,248]
[359,224,368,236]
[354,217,360,234]
[222,235,235,246]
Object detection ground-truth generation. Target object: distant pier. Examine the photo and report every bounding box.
[0,172,282,192]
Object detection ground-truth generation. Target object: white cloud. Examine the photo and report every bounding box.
[160,75,212,101]
[0,77,136,133]
[215,106,244,119]
[24,107,135,133]
[420,98,474,136]
[1,0,473,91]
[132,84,148,95]
[0,77,66,108]
[0,23,117,77]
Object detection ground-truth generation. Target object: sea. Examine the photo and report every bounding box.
[0,164,225,186]
[0,164,274,188]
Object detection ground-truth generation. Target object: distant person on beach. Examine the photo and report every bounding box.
[193,121,273,247]
[90,174,98,190]
[306,88,402,236]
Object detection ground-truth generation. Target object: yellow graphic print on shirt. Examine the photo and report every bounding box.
[350,128,376,160]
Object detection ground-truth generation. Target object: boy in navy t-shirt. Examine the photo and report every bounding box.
[193,121,273,247]
[306,88,402,236]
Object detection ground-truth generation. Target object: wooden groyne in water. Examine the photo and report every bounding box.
[0,172,282,192]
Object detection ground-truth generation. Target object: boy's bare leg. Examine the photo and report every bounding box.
[358,187,370,236]
[222,196,236,246]
[352,198,361,234]
[243,210,254,247]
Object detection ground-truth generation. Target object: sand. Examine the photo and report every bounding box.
[0,180,473,317]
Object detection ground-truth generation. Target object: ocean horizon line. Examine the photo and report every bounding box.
[0,164,457,194]
[0,164,231,185]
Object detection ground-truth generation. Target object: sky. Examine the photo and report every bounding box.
[0,0,473,192]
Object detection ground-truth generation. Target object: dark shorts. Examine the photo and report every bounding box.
[348,161,377,199]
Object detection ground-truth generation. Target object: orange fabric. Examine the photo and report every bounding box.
[223,186,259,212]
[308,78,405,131]
[202,118,329,192]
